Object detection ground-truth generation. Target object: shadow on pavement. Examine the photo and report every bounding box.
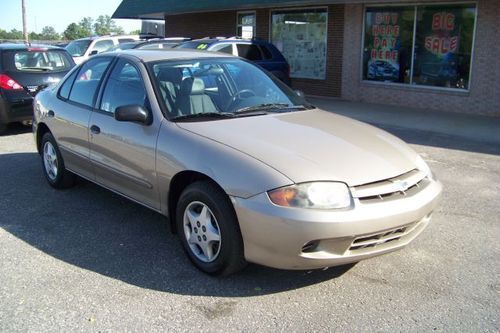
[0,152,354,297]
[378,125,500,156]
[0,123,32,137]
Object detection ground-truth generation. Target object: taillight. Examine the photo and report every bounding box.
[0,74,23,90]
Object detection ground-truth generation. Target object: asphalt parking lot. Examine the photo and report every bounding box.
[0,123,499,332]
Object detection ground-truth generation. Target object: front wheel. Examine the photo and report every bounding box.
[41,132,75,189]
[176,181,247,276]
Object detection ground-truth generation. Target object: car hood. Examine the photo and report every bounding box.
[176,109,418,186]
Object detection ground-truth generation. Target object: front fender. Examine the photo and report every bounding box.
[156,120,293,203]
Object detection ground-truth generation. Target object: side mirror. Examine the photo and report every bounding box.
[89,50,99,56]
[115,105,152,125]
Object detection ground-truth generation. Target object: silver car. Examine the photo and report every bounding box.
[33,50,442,275]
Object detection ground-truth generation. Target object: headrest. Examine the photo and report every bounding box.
[158,67,182,84]
[180,77,205,95]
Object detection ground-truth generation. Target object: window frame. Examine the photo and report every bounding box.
[269,6,329,80]
[360,1,478,93]
[236,11,256,38]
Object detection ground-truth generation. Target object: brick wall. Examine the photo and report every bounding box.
[165,5,345,98]
[341,0,500,116]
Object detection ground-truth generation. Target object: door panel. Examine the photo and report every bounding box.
[89,112,160,209]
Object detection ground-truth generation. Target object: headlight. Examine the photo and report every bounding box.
[415,155,435,180]
[268,182,352,209]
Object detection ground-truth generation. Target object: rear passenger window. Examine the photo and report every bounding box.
[237,44,263,61]
[260,46,273,60]
[69,58,112,107]
[58,69,78,99]
[100,60,146,114]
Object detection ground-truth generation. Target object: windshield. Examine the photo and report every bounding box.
[149,58,310,121]
[65,40,91,57]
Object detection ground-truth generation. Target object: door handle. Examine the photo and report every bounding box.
[90,125,101,134]
[47,110,55,117]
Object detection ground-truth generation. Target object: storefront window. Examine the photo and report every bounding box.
[271,9,327,80]
[363,4,476,90]
[237,12,255,39]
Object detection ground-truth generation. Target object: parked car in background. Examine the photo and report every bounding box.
[33,49,441,276]
[176,38,291,85]
[107,38,191,52]
[0,44,74,133]
[65,35,140,64]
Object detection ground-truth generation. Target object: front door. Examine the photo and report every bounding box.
[89,59,160,210]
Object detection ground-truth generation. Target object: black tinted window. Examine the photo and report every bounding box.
[100,60,146,114]
[3,50,73,73]
[58,69,78,99]
[69,58,112,107]
[237,44,263,61]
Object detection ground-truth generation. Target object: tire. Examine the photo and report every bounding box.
[41,132,75,189]
[176,181,247,276]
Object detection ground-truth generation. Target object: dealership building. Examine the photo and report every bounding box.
[113,0,499,116]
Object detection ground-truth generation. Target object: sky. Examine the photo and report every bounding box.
[0,0,143,34]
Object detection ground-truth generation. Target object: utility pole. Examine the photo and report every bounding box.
[22,0,28,43]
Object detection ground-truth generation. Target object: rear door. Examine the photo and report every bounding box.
[48,56,113,179]
[89,58,161,210]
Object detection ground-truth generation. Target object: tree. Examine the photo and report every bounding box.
[79,17,93,36]
[29,31,42,40]
[129,29,141,35]
[93,15,124,35]
[64,23,87,40]
[40,26,60,40]
[5,29,24,40]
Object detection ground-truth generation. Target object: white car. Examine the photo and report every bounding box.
[65,35,140,64]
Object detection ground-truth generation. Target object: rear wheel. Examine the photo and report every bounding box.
[176,181,247,276]
[41,132,75,189]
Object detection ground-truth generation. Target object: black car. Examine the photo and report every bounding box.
[0,44,75,133]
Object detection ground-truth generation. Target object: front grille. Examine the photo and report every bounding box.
[349,224,414,251]
[351,169,428,204]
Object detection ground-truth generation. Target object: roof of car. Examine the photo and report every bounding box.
[111,49,234,62]
[0,43,64,50]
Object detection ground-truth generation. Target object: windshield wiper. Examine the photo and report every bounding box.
[234,103,308,114]
[172,112,235,122]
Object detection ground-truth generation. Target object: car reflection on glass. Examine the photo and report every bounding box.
[33,50,441,276]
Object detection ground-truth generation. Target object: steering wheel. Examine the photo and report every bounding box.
[227,89,256,111]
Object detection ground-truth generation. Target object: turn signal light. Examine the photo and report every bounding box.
[0,74,23,90]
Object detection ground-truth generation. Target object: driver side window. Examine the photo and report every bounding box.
[100,60,147,114]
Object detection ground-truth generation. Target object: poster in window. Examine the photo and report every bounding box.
[412,4,476,89]
[363,8,414,83]
[272,11,327,80]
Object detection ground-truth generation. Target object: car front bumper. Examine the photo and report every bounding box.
[232,178,442,270]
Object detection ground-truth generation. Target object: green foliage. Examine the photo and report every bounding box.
[0,28,24,40]
[129,29,141,35]
[63,23,87,40]
[40,26,60,40]
[93,15,124,36]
